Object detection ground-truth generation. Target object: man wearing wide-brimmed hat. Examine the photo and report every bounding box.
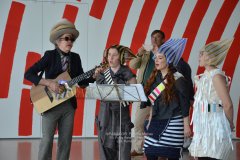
[25,19,95,160]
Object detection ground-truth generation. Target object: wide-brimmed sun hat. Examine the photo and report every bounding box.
[50,18,79,44]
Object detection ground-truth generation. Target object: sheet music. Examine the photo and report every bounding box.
[121,84,147,102]
[86,83,147,102]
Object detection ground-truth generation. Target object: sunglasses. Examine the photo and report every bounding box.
[59,36,75,42]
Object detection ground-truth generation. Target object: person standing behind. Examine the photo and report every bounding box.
[188,39,234,160]
[95,45,137,160]
[130,30,165,156]
[25,19,95,160]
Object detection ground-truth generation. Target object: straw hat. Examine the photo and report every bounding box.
[49,19,79,44]
[154,38,187,66]
[201,39,233,66]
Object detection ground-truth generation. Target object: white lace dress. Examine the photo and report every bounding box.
[188,69,233,159]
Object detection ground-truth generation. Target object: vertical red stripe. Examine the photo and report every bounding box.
[62,4,85,136]
[17,142,31,160]
[130,0,158,53]
[19,52,41,136]
[18,89,33,136]
[197,0,239,74]
[94,100,101,135]
[206,0,238,43]
[0,2,25,98]
[73,88,86,135]
[160,0,185,40]
[236,99,240,138]
[70,141,82,160]
[23,52,41,85]
[182,0,211,62]
[222,24,240,82]
[105,0,133,48]
[62,5,79,23]
[89,0,107,19]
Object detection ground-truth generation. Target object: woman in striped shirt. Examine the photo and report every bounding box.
[142,38,191,160]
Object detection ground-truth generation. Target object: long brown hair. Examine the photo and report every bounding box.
[144,64,177,104]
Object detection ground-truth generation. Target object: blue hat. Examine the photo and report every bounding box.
[153,38,187,66]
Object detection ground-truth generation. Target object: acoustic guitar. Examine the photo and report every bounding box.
[30,63,105,114]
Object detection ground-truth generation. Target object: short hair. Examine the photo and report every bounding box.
[151,30,165,39]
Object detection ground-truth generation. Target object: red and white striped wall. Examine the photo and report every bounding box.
[0,0,239,138]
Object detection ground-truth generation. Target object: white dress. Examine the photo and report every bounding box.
[188,69,233,159]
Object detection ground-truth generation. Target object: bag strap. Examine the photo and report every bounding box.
[103,68,130,107]
[148,72,183,105]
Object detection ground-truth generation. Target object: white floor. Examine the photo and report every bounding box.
[0,138,239,160]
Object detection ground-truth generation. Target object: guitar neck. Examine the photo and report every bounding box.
[68,68,95,87]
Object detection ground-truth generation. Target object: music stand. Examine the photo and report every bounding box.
[86,83,147,159]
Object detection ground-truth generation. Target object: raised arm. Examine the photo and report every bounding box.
[129,47,145,69]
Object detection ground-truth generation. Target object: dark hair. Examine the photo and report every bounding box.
[106,44,119,54]
[151,30,165,39]
[144,64,177,104]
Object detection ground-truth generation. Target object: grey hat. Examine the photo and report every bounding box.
[49,19,79,44]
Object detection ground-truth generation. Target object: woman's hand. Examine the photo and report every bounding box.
[230,122,235,132]
[93,67,103,79]
[183,116,192,138]
[137,47,145,57]
[184,124,192,138]
[146,107,152,131]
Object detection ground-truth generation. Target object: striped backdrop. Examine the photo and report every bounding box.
[0,0,239,138]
